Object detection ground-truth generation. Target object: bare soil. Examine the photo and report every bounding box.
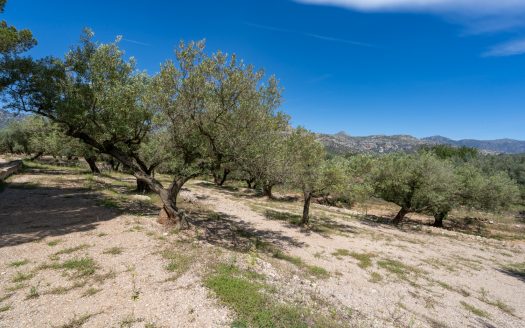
[1,160,524,327]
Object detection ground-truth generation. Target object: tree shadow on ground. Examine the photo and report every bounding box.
[497,265,525,284]
[475,318,497,328]
[194,181,300,203]
[262,209,358,237]
[189,208,305,252]
[0,182,119,248]
[355,214,431,235]
[194,181,260,200]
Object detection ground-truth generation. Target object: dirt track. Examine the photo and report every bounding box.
[1,163,524,327]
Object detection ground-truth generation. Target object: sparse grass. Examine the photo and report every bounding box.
[97,232,108,237]
[26,286,39,300]
[54,244,90,256]
[46,281,87,295]
[460,301,490,318]
[61,258,97,278]
[47,239,63,247]
[421,257,457,272]
[119,313,144,328]
[0,304,11,312]
[12,271,34,283]
[503,262,525,279]
[205,263,337,328]
[479,288,515,316]
[0,293,13,302]
[435,280,470,297]
[272,250,329,278]
[82,287,102,297]
[9,259,29,268]
[6,283,27,292]
[331,249,350,257]
[57,313,96,328]
[349,252,375,269]
[369,271,382,283]
[92,270,117,284]
[307,265,329,278]
[98,198,119,209]
[377,259,422,282]
[161,249,192,280]
[103,247,123,255]
[40,257,97,279]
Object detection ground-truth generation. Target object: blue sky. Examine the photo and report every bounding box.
[3,0,525,140]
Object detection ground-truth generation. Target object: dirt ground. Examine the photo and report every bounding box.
[1,160,524,327]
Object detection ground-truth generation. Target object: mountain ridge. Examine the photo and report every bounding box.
[318,133,525,154]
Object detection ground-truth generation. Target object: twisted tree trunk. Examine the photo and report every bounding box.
[392,207,409,225]
[84,156,100,174]
[301,191,312,226]
[433,211,447,228]
[213,168,230,186]
[263,184,273,199]
[245,178,255,189]
[30,151,44,161]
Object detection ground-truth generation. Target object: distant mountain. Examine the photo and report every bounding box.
[318,132,525,154]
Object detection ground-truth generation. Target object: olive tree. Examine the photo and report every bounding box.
[148,40,284,216]
[372,152,521,227]
[286,128,351,225]
[2,30,286,227]
[0,0,36,57]
[234,115,289,197]
[371,152,457,225]
[1,31,178,219]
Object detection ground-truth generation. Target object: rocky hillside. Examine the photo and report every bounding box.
[319,132,525,154]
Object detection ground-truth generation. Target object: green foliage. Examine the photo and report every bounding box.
[371,152,520,225]
[455,163,520,211]
[420,144,478,162]
[0,0,37,55]
[372,152,457,220]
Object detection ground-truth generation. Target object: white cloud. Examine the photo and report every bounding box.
[482,38,525,57]
[295,0,525,15]
[296,0,525,57]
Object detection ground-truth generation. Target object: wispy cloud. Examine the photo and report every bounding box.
[121,38,150,46]
[295,0,525,57]
[482,38,525,57]
[244,22,377,48]
[295,0,525,15]
[307,73,333,83]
